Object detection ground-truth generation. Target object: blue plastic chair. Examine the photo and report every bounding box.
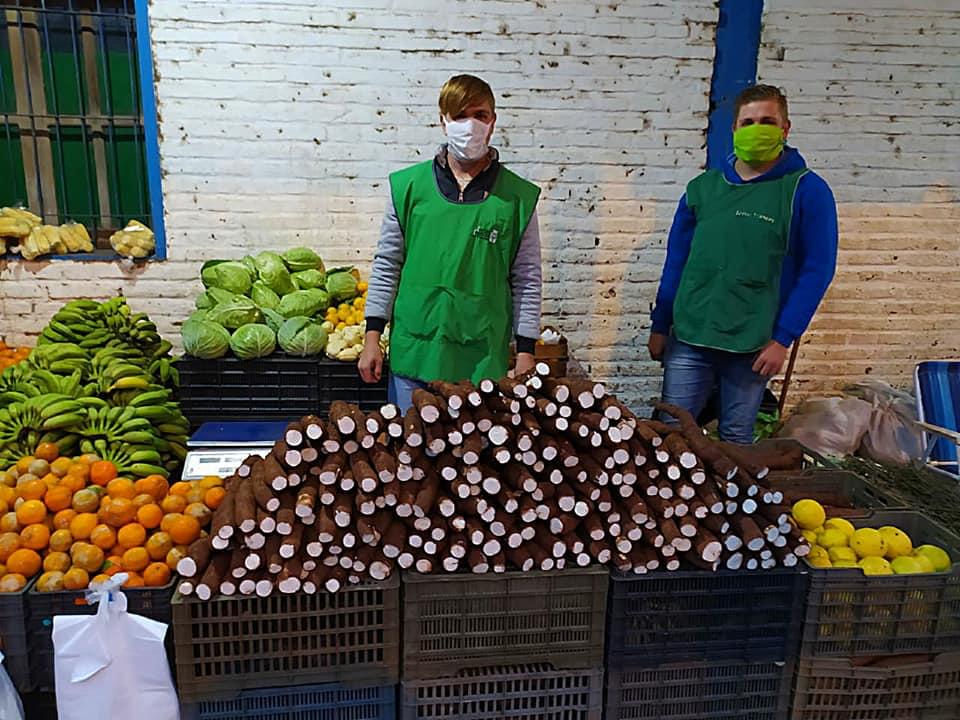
[914,361,960,479]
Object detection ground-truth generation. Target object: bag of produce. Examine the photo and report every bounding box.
[326,267,359,303]
[0,650,24,720]
[292,268,326,290]
[207,296,261,330]
[278,288,329,318]
[778,396,873,457]
[282,246,324,272]
[845,380,923,465]
[230,323,276,360]
[195,287,236,310]
[250,280,282,311]
[181,319,231,359]
[261,308,286,333]
[200,259,254,295]
[52,575,179,720]
[254,251,297,296]
[278,316,328,357]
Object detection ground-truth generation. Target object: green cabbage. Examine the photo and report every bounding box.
[186,309,210,324]
[261,308,285,333]
[181,319,231,359]
[292,268,326,290]
[195,287,236,310]
[251,280,281,310]
[229,323,276,360]
[254,251,296,296]
[240,255,257,277]
[207,296,262,329]
[278,288,330,318]
[201,260,254,295]
[326,268,358,303]
[278,316,328,357]
[282,247,324,273]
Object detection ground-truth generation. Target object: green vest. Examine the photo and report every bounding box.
[389,160,540,383]
[673,167,807,353]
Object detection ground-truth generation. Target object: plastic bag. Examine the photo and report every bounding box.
[778,396,873,457]
[53,575,179,720]
[845,380,923,465]
[0,651,25,720]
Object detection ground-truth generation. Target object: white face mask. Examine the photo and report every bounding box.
[444,116,491,162]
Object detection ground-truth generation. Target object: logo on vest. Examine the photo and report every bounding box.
[473,226,499,244]
[735,210,775,224]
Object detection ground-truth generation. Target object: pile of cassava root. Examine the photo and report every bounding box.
[175,364,810,597]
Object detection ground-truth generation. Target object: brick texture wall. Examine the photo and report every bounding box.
[758,0,960,404]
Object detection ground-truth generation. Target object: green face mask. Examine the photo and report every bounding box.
[733,124,785,164]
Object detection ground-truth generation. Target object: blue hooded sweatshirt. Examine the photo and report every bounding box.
[650,146,838,348]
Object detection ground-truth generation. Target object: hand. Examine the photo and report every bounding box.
[647,332,668,361]
[358,333,384,383]
[514,352,535,377]
[752,340,789,377]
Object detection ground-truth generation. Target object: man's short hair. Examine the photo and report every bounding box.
[734,84,789,123]
[439,75,496,118]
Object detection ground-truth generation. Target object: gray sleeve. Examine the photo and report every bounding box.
[364,195,405,322]
[510,208,543,339]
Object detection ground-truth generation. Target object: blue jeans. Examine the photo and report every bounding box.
[388,374,428,414]
[661,335,768,444]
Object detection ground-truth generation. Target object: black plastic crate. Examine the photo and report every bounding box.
[765,469,899,512]
[172,576,400,703]
[801,510,960,658]
[608,568,806,669]
[0,577,33,693]
[177,354,388,425]
[181,681,396,720]
[401,664,603,720]
[28,579,175,691]
[402,568,607,680]
[791,652,960,720]
[606,658,792,720]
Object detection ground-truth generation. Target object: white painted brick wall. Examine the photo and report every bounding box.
[1,0,718,410]
[759,0,960,405]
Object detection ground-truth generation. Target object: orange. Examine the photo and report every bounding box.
[184,502,212,526]
[36,570,65,592]
[16,499,46,526]
[90,573,111,588]
[0,512,19,533]
[0,532,21,562]
[6,548,41,577]
[69,513,98,540]
[48,528,73,552]
[18,479,47,501]
[168,481,192,497]
[134,475,169,501]
[185,486,205,505]
[0,486,14,505]
[50,457,73,478]
[59,474,85,494]
[0,573,27,593]
[131,493,155,509]
[89,524,117,551]
[165,546,186,571]
[161,495,187,514]
[89,461,117,487]
[44,486,73,513]
[102,498,136,527]
[62,567,90,590]
[143,562,171,587]
[106,478,136,500]
[52,509,77,530]
[70,543,104,573]
[20,523,50,550]
[137,504,163,530]
[121,547,149,572]
[198,476,224,490]
[15,457,34,475]
[43,551,71,573]
[34,443,59,462]
[122,572,145,588]
[168,515,201,545]
[71,488,101,513]
[204,487,226,510]
[117,523,146,549]
[160,513,183,534]
[145,531,173,561]
[103,556,124,576]
[0,498,6,516]
[41,472,61,489]
[68,461,89,479]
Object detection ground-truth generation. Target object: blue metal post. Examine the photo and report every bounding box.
[134,0,165,259]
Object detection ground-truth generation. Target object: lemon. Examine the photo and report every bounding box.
[878,526,913,559]
[807,545,831,568]
[915,545,952,572]
[801,529,819,544]
[824,517,856,538]
[850,528,886,559]
[792,499,826,531]
[913,554,935,573]
[817,528,849,550]
[891,556,924,575]
[829,546,858,565]
[858,557,893,576]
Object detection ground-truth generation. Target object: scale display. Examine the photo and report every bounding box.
[182,421,288,480]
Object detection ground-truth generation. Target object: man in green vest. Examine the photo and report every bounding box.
[649,84,838,443]
[359,74,542,412]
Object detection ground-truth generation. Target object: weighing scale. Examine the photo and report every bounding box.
[182,421,289,480]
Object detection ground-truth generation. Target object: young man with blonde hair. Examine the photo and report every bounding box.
[649,84,838,444]
[359,74,542,412]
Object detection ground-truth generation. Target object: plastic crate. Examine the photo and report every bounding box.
[608,567,806,669]
[605,658,792,720]
[401,663,603,720]
[0,577,33,693]
[181,681,395,720]
[765,469,898,512]
[173,576,400,703]
[177,354,388,425]
[791,652,960,719]
[401,568,607,679]
[28,579,175,691]
[801,510,960,658]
